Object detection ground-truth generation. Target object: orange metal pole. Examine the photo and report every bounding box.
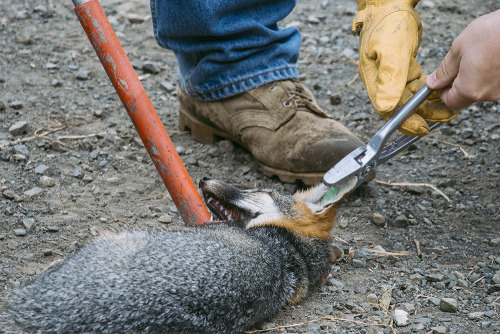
[73,0,210,226]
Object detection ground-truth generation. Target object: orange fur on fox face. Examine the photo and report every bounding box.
[259,202,338,240]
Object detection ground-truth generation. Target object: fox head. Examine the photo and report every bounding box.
[199,176,356,240]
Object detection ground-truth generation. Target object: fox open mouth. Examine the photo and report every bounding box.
[202,192,242,222]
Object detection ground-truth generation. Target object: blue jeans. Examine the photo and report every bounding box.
[150,0,300,100]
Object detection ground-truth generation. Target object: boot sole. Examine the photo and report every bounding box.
[179,107,371,186]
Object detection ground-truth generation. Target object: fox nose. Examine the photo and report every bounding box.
[199,176,212,188]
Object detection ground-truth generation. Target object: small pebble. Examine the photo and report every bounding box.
[8,121,28,136]
[40,176,55,187]
[393,309,409,327]
[34,164,49,175]
[24,187,43,197]
[440,298,458,312]
[426,273,445,282]
[22,218,36,230]
[467,311,484,320]
[371,212,386,226]
[14,229,27,237]
[431,326,448,334]
[158,215,173,224]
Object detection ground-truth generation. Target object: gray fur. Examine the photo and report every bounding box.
[0,179,337,334]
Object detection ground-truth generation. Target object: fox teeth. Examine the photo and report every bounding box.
[224,210,228,216]
[227,213,232,220]
[207,197,213,204]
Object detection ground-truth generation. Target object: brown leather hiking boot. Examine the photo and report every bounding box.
[178,79,364,185]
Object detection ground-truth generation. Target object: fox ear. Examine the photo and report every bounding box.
[294,176,358,214]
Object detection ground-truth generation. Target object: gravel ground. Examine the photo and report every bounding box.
[1,0,499,333]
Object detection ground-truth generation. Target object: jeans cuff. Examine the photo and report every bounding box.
[180,67,299,101]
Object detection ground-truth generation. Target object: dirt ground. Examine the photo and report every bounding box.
[1,0,499,333]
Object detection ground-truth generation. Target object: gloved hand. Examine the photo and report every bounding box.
[354,0,458,136]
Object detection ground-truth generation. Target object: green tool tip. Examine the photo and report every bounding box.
[322,186,339,202]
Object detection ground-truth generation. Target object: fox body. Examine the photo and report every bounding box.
[0,177,353,334]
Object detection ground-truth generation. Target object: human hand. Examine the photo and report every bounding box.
[426,10,500,110]
[356,0,457,136]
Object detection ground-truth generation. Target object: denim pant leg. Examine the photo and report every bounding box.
[151,0,301,100]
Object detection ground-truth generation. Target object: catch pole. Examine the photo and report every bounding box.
[72,0,211,226]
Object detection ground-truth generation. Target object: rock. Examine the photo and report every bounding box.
[366,293,378,304]
[22,218,36,230]
[426,273,445,282]
[34,164,49,175]
[42,249,53,256]
[352,259,366,268]
[492,271,500,284]
[73,168,84,179]
[401,302,416,314]
[158,215,173,224]
[8,100,23,110]
[24,187,43,197]
[431,326,448,334]
[47,226,60,232]
[488,237,500,246]
[487,284,500,294]
[326,278,344,290]
[40,176,55,187]
[82,174,94,183]
[440,298,458,312]
[338,217,348,229]
[13,144,29,158]
[392,215,409,228]
[75,69,91,80]
[142,61,160,74]
[393,309,409,327]
[329,94,341,105]
[13,229,27,237]
[8,121,28,136]
[467,311,484,320]
[160,81,175,92]
[107,177,121,184]
[371,212,386,226]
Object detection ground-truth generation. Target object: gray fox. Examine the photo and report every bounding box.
[0,176,355,334]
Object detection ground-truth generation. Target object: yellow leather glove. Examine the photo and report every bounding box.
[354,0,458,136]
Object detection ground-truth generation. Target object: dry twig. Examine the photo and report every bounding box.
[361,248,409,257]
[0,125,66,148]
[421,137,475,159]
[375,180,451,203]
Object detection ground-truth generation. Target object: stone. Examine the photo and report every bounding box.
[487,284,500,294]
[426,273,445,282]
[392,215,409,228]
[8,121,28,136]
[393,309,409,327]
[431,326,448,334]
[352,259,367,268]
[467,311,484,320]
[440,298,458,312]
[371,212,386,226]
[73,168,84,179]
[24,187,43,197]
[160,81,175,92]
[14,229,27,237]
[34,164,49,175]
[366,293,378,304]
[8,100,23,110]
[40,176,55,187]
[75,69,91,80]
[22,218,36,230]
[158,215,173,224]
[142,61,160,74]
[326,278,344,290]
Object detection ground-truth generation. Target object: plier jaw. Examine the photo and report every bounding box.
[322,85,438,190]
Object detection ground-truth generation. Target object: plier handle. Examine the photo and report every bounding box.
[323,85,440,189]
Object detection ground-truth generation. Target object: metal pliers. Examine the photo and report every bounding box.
[323,85,440,190]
